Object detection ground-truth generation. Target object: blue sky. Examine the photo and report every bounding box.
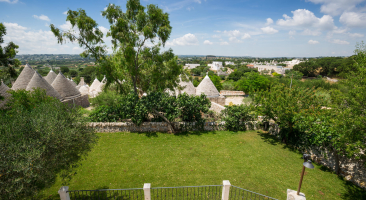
[1,0,366,57]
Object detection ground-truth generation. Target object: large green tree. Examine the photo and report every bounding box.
[0,23,20,90]
[252,84,327,144]
[235,71,270,94]
[50,0,181,95]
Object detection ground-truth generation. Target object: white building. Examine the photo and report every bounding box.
[284,59,303,69]
[255,65,291,75]
[225,61,234,65]
[208,61,223,71]
[184,64,200,69]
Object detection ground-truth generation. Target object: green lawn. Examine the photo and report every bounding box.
[39,131,365,200]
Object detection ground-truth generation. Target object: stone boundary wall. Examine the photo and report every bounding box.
[309,148,366,189]
[265,122,366,190]
[88,121,270,133]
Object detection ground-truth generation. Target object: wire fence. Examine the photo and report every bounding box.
[65,185,278,200]
[67,188,144,200]
[151,185,223,200]
[229,186,278,200]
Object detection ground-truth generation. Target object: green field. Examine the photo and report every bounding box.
[39,131,365,200]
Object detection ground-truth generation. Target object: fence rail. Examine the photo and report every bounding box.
[229,186,278,200]
[151,185,223,200]
[59,181,279,200]
[67,188,144,200]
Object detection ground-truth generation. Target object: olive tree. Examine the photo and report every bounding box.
[0,89,98,199]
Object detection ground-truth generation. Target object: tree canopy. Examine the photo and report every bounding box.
[50,0,182,95]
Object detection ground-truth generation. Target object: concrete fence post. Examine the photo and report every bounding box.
[287,189,306,200]
[143,183,151,200]
[222,180,231,200]
[58,186,70,200]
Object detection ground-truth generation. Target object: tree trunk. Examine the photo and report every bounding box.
[333,149,340,175]
[152,109,176,133]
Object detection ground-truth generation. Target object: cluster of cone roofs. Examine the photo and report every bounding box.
[175,75,221,98]
[0,64,105,104]
[0,64,220,107]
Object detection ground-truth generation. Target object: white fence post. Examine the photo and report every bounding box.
[58,186,70,200]
[222,180,231,200]
[143,183,151,200]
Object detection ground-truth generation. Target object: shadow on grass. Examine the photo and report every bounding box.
[341,180,366,200]
[174,130,219,136]
[138,132,159,137]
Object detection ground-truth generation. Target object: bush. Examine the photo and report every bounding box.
[89,92,144,123]
[0,89,98,199]
[90,92,211,131]
[222,104,253,131]
[90,90,124,107]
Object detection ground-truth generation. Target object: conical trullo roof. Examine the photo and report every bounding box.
[44,69,57,84]
[26,71,63,100]
[12,64,36,90]
[89,78,101,92]
[176,77,196,96]
[0,79,11,107]
[195,75,220,97]
[69,79,77,87]
[77,77,86,87]
[51,72,81,101]
[79,85,89,96]
[0,79,11,98]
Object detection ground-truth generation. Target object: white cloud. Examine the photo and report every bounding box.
[220,41,229,45]
[331,39,350,44]
[187,7,194,11]
[289,30,296,35]
[193,0,201,4]
[265,18,273,25]
[166,33,199,46]
[63,11,68,15]
[2,22,71,54]
[60,21,73,30]
[277,9,335,30]
[222,30,251,40]
[228,37,242,43]
[223,30,241,37]
[261,26,278,34]
[302,29,321,36]
[308,40,319,44]
[307,0,364,16]
[33,14,51,22]
[0,0,18,3]
[241,33,251,39]
[349,33,364,37]
[98,26,109,35]
[212,34,221,38]
[340,12,366,27]
[203,40,213,45]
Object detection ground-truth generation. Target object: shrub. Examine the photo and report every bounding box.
[90,90,124,107]
[222,104,253,131]
[0,89,98,200]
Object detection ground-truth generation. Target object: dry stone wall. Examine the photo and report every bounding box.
[265,122,366,190]
[309,148,366,189]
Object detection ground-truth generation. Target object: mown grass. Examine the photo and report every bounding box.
[38,131,365,200]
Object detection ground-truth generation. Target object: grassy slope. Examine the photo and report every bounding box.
[39,131,365,200]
